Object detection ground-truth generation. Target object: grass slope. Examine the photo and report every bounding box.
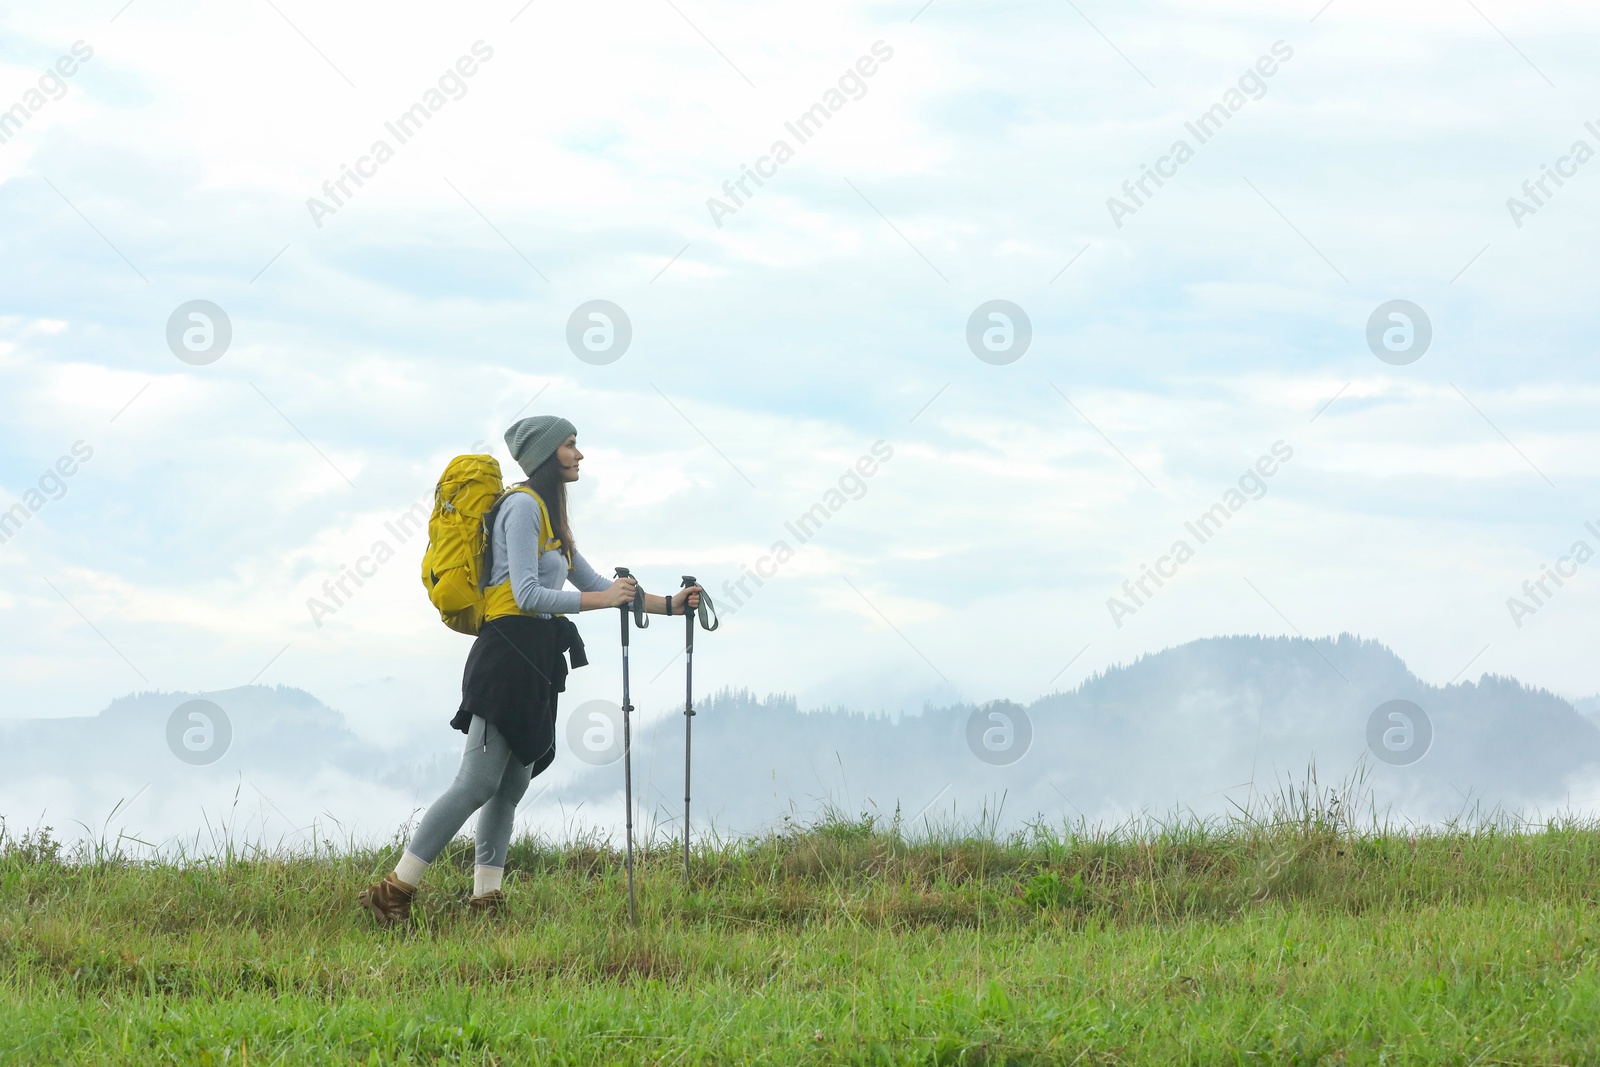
[3,788,1599,1065]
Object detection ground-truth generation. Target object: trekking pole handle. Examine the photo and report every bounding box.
[681,574,697,658]
[615,566,649,629]
[681,575,719,632]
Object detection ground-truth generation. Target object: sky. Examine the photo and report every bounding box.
[2,0,1599,763]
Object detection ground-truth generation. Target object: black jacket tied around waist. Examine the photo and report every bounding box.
[451,614,588,772]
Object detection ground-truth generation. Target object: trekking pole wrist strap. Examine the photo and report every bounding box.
[680,576,719,631]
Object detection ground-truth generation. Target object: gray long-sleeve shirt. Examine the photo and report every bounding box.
[484,491,611,616]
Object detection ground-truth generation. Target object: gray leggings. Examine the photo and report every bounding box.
[406,715,534,868]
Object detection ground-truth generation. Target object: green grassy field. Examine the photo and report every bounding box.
[4,788,1599,1065]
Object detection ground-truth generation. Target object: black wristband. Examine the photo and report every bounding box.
[665,595,672,616]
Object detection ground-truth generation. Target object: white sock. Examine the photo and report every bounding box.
[393,850,429,889]
[474,865,504,896]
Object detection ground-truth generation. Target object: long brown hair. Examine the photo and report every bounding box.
[520,449,575,557]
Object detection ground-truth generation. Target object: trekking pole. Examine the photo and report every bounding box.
[679,575,718,890]
[615,566,649,925]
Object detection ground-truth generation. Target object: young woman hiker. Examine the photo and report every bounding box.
[359,415,703,924]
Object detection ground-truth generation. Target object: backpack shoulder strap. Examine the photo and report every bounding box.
[506,486,563,557]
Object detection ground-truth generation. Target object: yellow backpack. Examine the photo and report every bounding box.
[420,455,561,635]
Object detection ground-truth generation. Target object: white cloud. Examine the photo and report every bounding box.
[1,1,1598,834]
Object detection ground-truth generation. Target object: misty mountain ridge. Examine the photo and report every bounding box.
[629,633,1600,831]
[3,634,1598,846]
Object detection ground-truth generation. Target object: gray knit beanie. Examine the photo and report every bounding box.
[504,415,577,477]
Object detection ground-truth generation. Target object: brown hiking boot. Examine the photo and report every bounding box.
[467,889,506,915]
[359,872,416,925]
